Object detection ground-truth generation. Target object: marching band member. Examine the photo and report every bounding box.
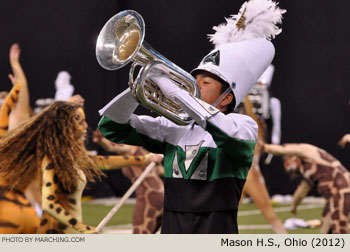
[98,0,285,233]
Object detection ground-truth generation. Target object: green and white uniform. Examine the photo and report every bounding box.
[98,88,257,233]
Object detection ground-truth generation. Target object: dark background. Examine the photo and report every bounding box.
[0,0,349,196]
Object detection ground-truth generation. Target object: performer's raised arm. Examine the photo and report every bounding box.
[93,129,137,155]
[8,43,31,130]
[263,143,309,158]
[91,153,163,170]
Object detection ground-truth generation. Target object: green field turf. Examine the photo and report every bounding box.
[82,201,324,234]
[82,203,134,227]
[237,202,322,234]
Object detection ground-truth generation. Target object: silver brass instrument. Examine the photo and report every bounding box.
[247,83,270,120]
[96,10,201,125]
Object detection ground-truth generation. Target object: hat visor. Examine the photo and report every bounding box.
[190,66,230,86]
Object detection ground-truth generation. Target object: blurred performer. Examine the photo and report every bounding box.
[98,0,285,233]
[247,65,281,146]
[239,68,287,233]
[0,83,38,233]
[54,71,75,101]
[0,43,39,234]
[0,101,161,234]
[262,143,350,234]
[34,70,75,114]
[6,44,43,219]
[93,130,164,234]
[0,43,31,136]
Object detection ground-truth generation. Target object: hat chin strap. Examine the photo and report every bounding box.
[211,86,232,108]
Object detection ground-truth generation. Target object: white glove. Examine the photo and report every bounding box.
[148,73,180,101]
[99,88,138,124]
[148,73,216,128]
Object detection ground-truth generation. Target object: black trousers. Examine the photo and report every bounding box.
[161,210,238,234]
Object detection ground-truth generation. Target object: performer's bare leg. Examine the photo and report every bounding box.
[243,165,287,233]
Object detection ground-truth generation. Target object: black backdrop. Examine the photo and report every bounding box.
[1,0,349,196]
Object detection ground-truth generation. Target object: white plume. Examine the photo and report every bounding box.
[209,0,286,47]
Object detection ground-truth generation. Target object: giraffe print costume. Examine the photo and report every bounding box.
[264,143,350,234]
[121,146,164,234]
[93,130,164,234]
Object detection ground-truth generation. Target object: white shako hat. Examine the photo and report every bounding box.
[191,0,285,108]
[258,64,275,86]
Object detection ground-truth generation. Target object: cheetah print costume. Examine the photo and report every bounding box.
[264,143,350,234]
[0,83,40,234]
[0,177,39,234]
[0,83,20,137]
[37,154,153,234]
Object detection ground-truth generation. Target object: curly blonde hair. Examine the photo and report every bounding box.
[0,101,103,192]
